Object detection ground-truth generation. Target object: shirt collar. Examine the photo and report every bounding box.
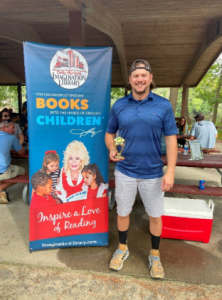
[128,91,154,102]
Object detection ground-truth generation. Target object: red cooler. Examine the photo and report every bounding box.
[161,198,214,243]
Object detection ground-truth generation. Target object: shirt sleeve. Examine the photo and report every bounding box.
[106,104,119,133]
[162,102,178,136]
[214,125,218,135]
[16,124,22,135]
[12,136,22,152]
[190,123,196,136]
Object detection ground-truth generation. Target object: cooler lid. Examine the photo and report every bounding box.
[163,198,214,219]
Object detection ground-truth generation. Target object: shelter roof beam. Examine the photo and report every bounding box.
[181,19,222,86]
[0,63,25,85]
[58,0,128,84]
[0,21,43,45]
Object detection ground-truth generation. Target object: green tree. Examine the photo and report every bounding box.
[111,88,125,107]
[194,60,222,123]
[0,86,26,112]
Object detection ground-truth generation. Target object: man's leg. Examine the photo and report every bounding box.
[0,165,26,204]
[138,177,165,279]
[117,214,129,246]
[148,216,164,279]
[109,170,137,271]
[0,182,16,191]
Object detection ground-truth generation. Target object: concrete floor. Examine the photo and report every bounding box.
[1,153,222,289]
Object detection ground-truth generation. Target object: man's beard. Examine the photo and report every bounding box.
[134,87,146,94]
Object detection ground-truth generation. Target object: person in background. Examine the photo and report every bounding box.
[176,116,188,148]
[10,113,24,145]
[0,109,10,122]
[8,108,13,116]
[20,107,28,142]
[190,113,218,149]
[0,120,26,204]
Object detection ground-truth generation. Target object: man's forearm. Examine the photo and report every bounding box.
[19,133,24,145]
[165,135,177,173]
[105,132,116,151]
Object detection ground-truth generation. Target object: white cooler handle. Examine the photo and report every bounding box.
[208,199,214,213]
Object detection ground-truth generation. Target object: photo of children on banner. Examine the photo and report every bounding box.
[40,150,61,200]
[81,163,108,198]
[30,172,58,209]
[56,140,90,202]
[31,150,62,205]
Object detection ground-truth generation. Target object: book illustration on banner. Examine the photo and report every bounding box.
[189,140,203,160]
[30,140,108,208]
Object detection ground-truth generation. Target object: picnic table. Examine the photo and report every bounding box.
[162,152,222,184]
[176,134,190,139]
[177,148,221,154]
[11,149,29,159]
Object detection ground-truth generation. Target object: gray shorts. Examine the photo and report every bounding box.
[114,169,164,218]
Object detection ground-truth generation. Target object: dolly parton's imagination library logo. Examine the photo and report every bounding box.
[50,48,89,89]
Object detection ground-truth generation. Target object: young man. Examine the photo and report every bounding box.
[105,59,178,279]
[190,113,218,149]
[0,120,26,204]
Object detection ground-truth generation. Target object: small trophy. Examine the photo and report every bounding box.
[114,136,125,159]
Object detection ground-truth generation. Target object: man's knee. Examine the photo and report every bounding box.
[149,216,162,225]
[118,214,130,220]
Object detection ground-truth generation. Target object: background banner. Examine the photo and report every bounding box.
[23,42,112,251]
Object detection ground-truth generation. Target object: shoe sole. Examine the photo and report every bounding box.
[148,256,164,279]
[0,199,10,204]
[109,252,129,271]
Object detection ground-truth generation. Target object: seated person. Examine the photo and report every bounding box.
[30,172,57,209]
[190,113,218,149]
[0,108,9,121]
[0,120,26,204]
[21,107,28,141]
[176,116,188,147]
[10,113,24,145]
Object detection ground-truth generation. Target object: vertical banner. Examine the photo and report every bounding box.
[23,42,112,251]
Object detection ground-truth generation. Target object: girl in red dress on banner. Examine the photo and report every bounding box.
[81,163,108,199]
[56,140,90,202]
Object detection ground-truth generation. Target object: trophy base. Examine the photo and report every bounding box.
[114,155,125,160]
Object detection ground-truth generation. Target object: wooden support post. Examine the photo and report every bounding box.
[69,9,85,47]
[181,84,189,120]
[169,87,178,114]
[17,82,22,117]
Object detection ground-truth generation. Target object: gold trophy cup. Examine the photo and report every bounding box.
[114,136,125,159]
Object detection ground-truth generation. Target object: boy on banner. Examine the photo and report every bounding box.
[30,172,58,209]
[105,59,178,279]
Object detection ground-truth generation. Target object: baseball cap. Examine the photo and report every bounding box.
[194,113,204,119]
[130,59,152,75]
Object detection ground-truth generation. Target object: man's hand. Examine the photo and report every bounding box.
[109,148,125,162]
[161,172,174,192]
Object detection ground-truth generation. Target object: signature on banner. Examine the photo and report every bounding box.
[70,128,103,137]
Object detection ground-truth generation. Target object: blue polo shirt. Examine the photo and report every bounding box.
[0,132,22,173]
[106,92,178,179]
